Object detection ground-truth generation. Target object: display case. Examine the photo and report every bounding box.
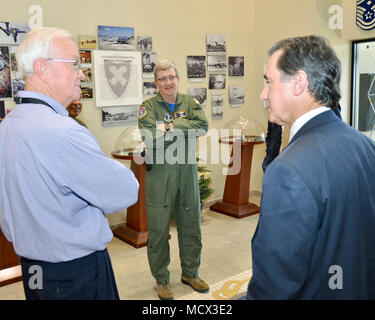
[111,126,147,248]
[210,116,265,218]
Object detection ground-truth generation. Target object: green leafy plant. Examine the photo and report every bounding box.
[197,159,214,202]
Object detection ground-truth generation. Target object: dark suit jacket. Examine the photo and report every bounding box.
[247,110,375,299]
[262,121,282,172]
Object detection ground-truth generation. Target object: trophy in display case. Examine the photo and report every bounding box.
[111,126,148,248]
[210,116,265,218]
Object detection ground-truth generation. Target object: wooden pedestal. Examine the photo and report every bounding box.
[112,152,148,248]
[210,138,264,219]
[0,229,22,287]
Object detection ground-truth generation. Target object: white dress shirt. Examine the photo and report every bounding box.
[289,106,330,143]
[0,91,139,262]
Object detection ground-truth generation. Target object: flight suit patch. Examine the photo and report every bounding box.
[174,111,187,119]
[164,113,173,122]
[137,106,147,119]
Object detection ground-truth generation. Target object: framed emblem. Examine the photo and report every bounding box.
[356,0,375,30]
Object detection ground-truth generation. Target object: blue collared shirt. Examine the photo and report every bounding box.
[0,91,139,262]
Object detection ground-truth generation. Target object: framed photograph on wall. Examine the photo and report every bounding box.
[187,56,206,79]
[0,46,12,98]
[188,88,207,107]
[0,21,30,45]
[351,38,375,140]
[98,25,135,51]
[228,56,244,76]
[78,35,97,49]
[137,36,152,51]
[229,86,244,106]
[209,74,226,90]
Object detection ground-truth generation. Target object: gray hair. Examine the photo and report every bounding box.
[154,60,179,80]
[269,35,341,109]
[16,27,73,79]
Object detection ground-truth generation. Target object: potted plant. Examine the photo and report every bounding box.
[197,159,214,210]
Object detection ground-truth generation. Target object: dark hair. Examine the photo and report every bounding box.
[269,35,341,109]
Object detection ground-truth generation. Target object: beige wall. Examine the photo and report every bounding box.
[3,0,372,226]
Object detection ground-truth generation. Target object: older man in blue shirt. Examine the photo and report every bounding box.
[0,27,139,300]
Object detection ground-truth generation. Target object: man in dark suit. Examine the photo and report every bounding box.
[261,121,282,172]
[247,35,375,299]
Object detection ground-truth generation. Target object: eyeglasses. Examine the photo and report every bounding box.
[45,58,81,72]
[157,75,177,83]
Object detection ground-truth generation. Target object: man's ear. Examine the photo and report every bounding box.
[292,70,308,96]
[33,58,49,83]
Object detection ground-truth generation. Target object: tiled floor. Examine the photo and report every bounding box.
[0,198,260,300]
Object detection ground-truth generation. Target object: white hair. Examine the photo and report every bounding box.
[16,27,74,79]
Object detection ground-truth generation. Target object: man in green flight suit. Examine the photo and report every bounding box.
[137,60,209,300]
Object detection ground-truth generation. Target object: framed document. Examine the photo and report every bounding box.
[93,50,142,107]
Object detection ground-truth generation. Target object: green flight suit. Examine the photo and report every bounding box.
[137,92,208,285]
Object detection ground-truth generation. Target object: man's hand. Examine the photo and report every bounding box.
[157,122,174,132]
[157,123,166,132]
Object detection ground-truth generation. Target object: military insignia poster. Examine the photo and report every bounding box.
[93,50,142,107]
[356,0,375,30]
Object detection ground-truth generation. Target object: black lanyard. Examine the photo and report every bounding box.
[15,97,56,113]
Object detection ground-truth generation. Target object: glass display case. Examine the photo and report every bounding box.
[112,126,145,157]
[220,116,266,144]
[210,116,266,219]
[110,126,148,248]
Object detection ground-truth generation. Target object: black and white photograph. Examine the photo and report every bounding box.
[187,56,206,79]
[0,21,30,45]
[0,46,12,98]
[78,35,97,49]
[211,92,224,120]
[142,52,157,78]
[188,88,207,107]
[228,56,244,76]
[207,54,227,72]
[206,34,227,54]
[98,25,135,50]
[102,106,138,127]
[229,86,245,106]
[143,82,157,95]
[137,36,152,51]
[209,74,226,90]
